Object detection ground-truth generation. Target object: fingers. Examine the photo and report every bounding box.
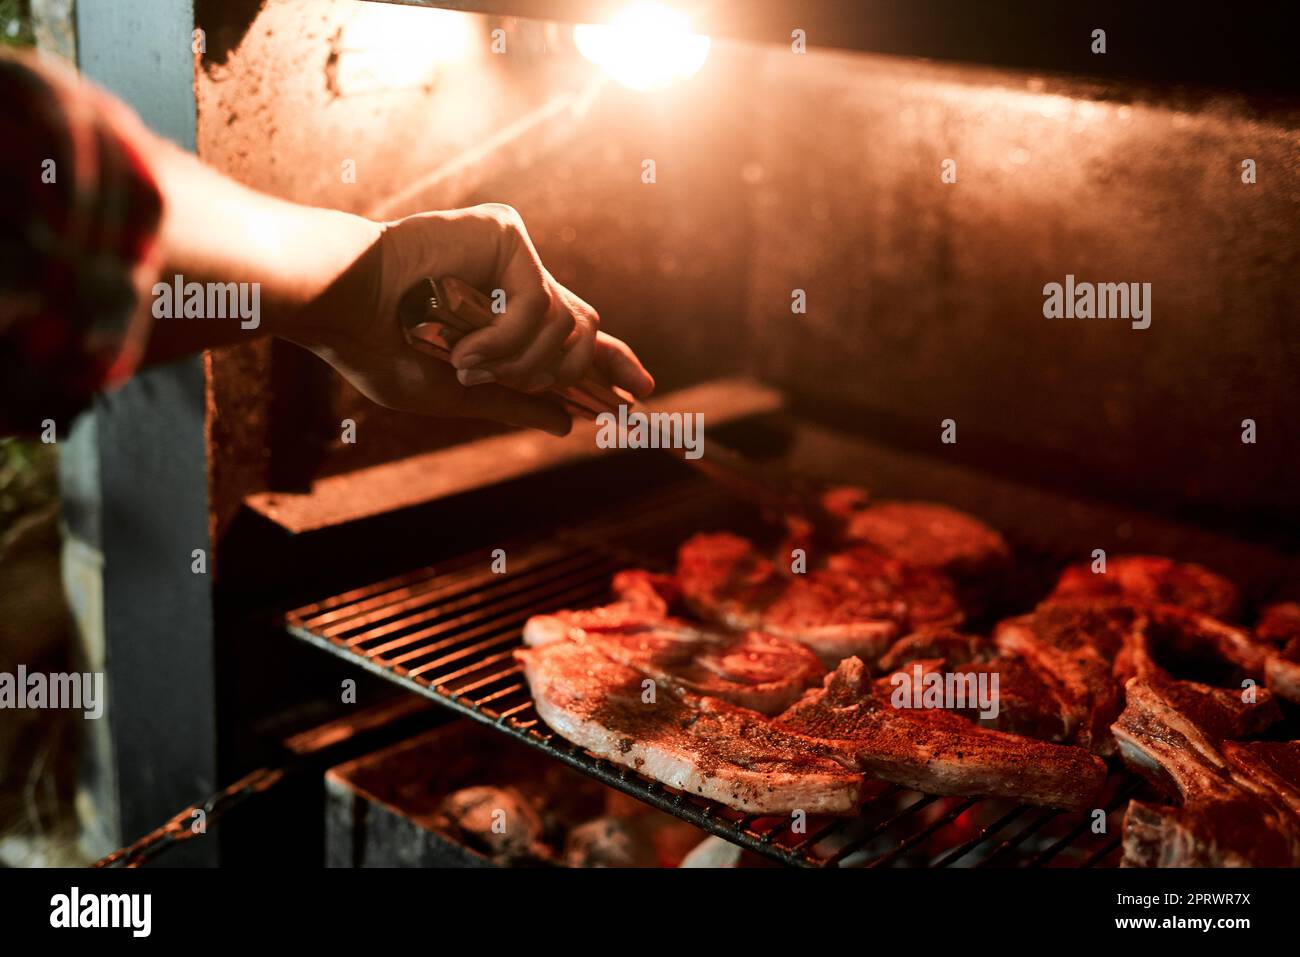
[449,286,552,371]
[593,332,655,398]
[463,298,574,391]
[447,204,553,369]
[386,203,653,423]
[551,312,598,388]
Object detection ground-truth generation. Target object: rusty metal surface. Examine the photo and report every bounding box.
[194,2,1300,543]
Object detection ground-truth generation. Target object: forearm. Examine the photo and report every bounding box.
[139,136,382,364]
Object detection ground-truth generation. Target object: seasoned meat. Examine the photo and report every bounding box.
[875,593,1278,753]
[994,600,1278,754]
[1113,677,1300,867]
[876,628,991,673]
[1257,602,1300,704]
[519,614,1106,813]
[609,568,681,616]
[515,638,864,815]
[1137,604,1268,676]
[523,586,825,716]
[1114,604,1279,739]
[826,548,964,627]
[774,658,1107,810]
[1257,601,1300,646]
[819,485,873,523]
[873,629,1071,742]
[676,532,962,666]
[993,602,1139,753]
[838,500,1011,585]
[1048,555,1240,620]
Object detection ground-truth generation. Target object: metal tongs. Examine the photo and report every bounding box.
[399,277,846,542]
[399,276,632,421]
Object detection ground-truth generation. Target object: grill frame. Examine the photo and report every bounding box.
[282,480,1130,868]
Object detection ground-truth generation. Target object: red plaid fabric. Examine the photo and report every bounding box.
[0,52,162,436]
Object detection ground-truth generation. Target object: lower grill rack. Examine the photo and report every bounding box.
[283,483,1128,868]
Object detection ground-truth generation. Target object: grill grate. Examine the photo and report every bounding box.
[283,480,1128,868]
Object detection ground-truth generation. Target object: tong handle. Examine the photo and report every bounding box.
[399,277,631,420]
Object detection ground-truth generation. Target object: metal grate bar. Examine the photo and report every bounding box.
[292,546,571,633]
[284,480,1127,869]
[331,554,607,645]
[975,809,1063,868]
[385,580,611,666]
[822,793,941,866]
[1081,834,1124,867]
[930,805,1029,868]
[1026,779,1141,868]
[867,798,979,868]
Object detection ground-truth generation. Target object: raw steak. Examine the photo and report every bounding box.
[515,638,864,815]
[774,657,1107,810]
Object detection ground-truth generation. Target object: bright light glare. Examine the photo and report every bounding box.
[336,6,478,93]
[573,4,711,91]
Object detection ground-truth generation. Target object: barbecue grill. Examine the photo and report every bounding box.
[52,0,1299,869]
[282,474,1144,867]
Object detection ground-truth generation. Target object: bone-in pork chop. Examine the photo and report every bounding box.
[773,657,1107,810]
[838,500,1011,585]
[523,573,825,716]
[1047,555,1240,620]
[1113,677,1300,867]
[1257,602,1300,704]
[994,599,1279,753]
[993,601,1139,753]
[515,638,864,815]
[1114,604,1279,739]
[676,532,962,666]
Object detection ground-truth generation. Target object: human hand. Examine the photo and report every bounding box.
[295,203,654,436]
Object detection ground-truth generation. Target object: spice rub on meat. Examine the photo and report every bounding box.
[992,601,1139,754]
[1113,677,1300,867]
[515,638,864,815]
[992,598,1279,754]
[523,570,825,716]
[676,532,962,666]
[1047,555,1240,620]
[773,657,1107,810]
[837,500,1012,586]
[1114,603,1279,739]
[873,627,1074,744]
[516,508,1285,831]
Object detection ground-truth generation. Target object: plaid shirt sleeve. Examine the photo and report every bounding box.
[0,51,163,436]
